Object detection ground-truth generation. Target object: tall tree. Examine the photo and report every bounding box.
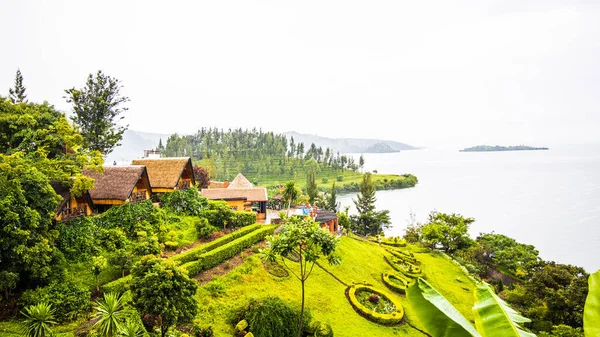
[262,216,340,337]
[283,181,300,215]
[350,173,391,236]
[8,69,27,103]
[326,182,339,212]
[359,154,365,172]
[64,70,130,155]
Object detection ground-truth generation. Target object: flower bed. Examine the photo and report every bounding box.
[382,272,415,294]
[346,285,404,325]
[384,255,423,278]
[386,248,418,264]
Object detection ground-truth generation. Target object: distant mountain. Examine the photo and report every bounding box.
[105,130,170,164]
[460,145,549,152]
[284,131,418,153]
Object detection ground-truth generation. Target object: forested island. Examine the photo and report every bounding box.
[460,145,549,152]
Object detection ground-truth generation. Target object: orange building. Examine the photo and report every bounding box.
[201,173,268,220]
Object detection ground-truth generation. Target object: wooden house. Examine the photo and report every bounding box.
[83,166,152,212]
[201,173,268,220]
[131,157,195,193]
[315,209,339,234]
[51,182,94,222]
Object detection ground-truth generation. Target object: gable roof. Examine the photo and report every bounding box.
[228,173,254,189]
[315,209,338,224]
[131,157,193,188]
[201,188,268,202]
[83,166,150,201]
[51,181,94,213]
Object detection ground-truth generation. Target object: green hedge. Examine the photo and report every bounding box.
[172,224,261,264]
[181,225,276,276]
[230,212,257,228]
[381,240,407,248]
[384,255,423,278]
[386,248,418,264]
[101,274,132,294]
[382,272,415,294]
[346,285,404,325]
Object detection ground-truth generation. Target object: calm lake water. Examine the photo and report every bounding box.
[338,145,600,272]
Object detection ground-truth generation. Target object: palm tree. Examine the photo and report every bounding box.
[118,320,144,337]
[21,302,57,337]
[282,181,299,216]
[93,292,126,337]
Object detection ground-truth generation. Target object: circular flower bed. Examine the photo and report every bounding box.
[384,255,423,278]
[346,285,404,325]
[382,272,415,294]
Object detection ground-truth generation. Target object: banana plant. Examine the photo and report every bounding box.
[584,270,599,337]
[407,278,536,337]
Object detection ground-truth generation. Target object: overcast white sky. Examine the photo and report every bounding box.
[1,0,599,148]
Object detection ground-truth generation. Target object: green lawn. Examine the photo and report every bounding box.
[194,236,477,337]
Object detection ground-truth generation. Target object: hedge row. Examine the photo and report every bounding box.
[102,274,132,294]
[381,240,407,248]
[386,248,418,264]
[382,272,415,294]
[384,255,423,278]
[229,212,257,228]
[172,224,261,264]
[181,225,276,276]
[346,285,404,325]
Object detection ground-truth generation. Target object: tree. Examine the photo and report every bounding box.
[419,212,474,253]
[130,255,198,337]
[192,164,211,189]
[350,173,391,236]
[64,70,130,155]
[0,271,18,301]
[157,138,164,152]
[326,182,339,212]
[305,172,318,204]
[469,233,540,277]
[358,155,365,172]
[21,303,57,337]
[92,255,107,292]
[8,69,27,103]
[282,181,300,216]
[261,216,340,337]
[93,292,126,337]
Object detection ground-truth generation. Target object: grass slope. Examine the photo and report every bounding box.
[195,236,476,337]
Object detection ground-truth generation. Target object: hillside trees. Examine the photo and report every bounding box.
[8,69,27,103]
[64,70,130,156]
[420,212,474,253]
[350,172,391,236]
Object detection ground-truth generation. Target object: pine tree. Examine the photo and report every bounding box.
[157,138,164,151]
[350,173,391,236]
[8,69,27,103]
[327,181,339,212]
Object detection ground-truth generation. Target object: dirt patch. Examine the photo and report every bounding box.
[162,229,236,258]
[193,241,268,286]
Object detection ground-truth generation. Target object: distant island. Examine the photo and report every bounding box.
[460,145,549,152]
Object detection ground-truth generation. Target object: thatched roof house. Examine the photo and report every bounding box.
[83,166,152,212]
[131,157,195,192]
[201,173,268,219]
[51,182,94,221]
[228,173,255,189]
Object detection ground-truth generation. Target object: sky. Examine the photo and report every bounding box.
[1,0,599,148]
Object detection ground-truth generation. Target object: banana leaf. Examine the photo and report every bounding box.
[584,271,600,337]
[407,278,481,337]
[473,283,536,337]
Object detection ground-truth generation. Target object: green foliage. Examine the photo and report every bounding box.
[109,248,135,278]
[21,302,56,337]
[161,186,208,216]
[96,200,163,238]
[8,69,27,104]
[93,292,126,337]
[336,175,343,182]
[199,200,234,229]
[20,281,91,322]
[56,217,100,261]
[118,319,145,337]
[305,158,319,204]
[233,296,311,337]
[92,255,108,291]
[584,271,600,336]
[130,255,198,337]
[282,181,300,213]
[172,224,261,264]
[420,212,475,253]
[538,325,583,337]
[181,226,276,276]
[321,177,328,184]
[229,212,257,228]
[133,234,162,256]
[346,285,404,325]
[349,173,391,236]
[64,70,130,155]
[204,280,226,298]
[0,271,19,300]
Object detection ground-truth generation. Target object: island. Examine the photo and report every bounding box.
[460,145,549,152]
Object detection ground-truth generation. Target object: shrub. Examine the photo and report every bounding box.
[21,302,57,337]
[161,186,208,216]
[199,200,234,229]
[321,177,328,184]
[336,175,343,182]
[181,226,276,276]
[172,224,261,264]
[195,217,216,239]
[56,217,99,261]
[95,200,163,238]
[165,241,179,250]
[229,212,257,228]
[20,281,91,322]
[101,275,132,294]
[313,322,334,337]
[233,296,311,337]
[133,235,162,256]
[346,285,403,325]
[204,280,226,298]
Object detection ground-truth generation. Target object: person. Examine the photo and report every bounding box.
[113,160,117,166]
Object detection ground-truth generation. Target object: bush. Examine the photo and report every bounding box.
[56,217,99,261]
[229,212,257,228]
[181,226,276,276]
[199,200,234,228]
[321,177,328,184]
[20,281,91,322]
[233,296,311,337]
[195,217,216,239]
[204,280,226,298]
[336,175,343,182]
[101,275,132,294]
[161,186,208,216]
[346,285,403,325]
[165,241,179,250]
[95,200,164,237]
[172,224,261,264]
[133,235,162,256]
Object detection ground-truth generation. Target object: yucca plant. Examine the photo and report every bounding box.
[21,302,57,337]
[93,292,126,337]
[118,319,144,337]
[407,278,536,337]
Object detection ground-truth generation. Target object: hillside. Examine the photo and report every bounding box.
[284,131,418,153]
[460,145,549,152]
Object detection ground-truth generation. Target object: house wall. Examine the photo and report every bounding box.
[226,200,246,212]
[133,176,151,200]
[55,195,93,221]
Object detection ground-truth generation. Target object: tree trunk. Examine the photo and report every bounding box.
[298,279,305,337]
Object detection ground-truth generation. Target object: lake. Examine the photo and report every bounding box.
[338,144,600,272]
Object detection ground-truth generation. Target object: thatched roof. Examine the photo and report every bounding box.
[201,188,268,202]
[131,157,193,188]
[315,209,338,223]
[84,166,149,201]
[228,173,254,189]
[209,181,228,188]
